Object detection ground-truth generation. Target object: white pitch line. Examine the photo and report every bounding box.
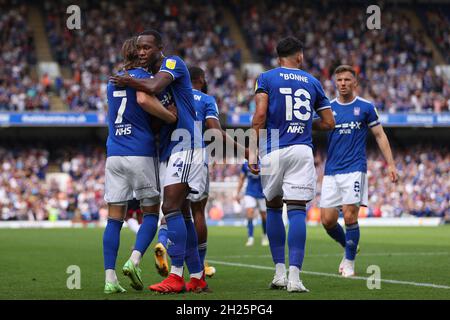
[210,252,450,259]
[207,260,450,290]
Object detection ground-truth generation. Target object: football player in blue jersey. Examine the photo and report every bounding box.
[155,66,249,278]
[250,36,335,292]
[236,161,269,247]
[110,30,208,293]
[320,65,398,277]
[103,37,177,294]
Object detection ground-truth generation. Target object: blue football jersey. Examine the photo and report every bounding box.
[242,162,265,199]
[192,89,220,132]
[255,67,331,154]
[106,68,156,157]
[156,87,176,162]
[324,96,380,175]
[159,56,203,155]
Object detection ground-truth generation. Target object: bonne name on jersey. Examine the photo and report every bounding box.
[255,67,331,154]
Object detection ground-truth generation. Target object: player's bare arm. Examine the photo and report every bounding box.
[136,92,177,123]
[110,71,173,95]
[312,108,335,131]
[249,92,269,174]
[235,172,246,202]
[370,124,398,183]
[205,118,249,160]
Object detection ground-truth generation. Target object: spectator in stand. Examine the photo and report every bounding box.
[0,4,50,111]
[232,1,449,113]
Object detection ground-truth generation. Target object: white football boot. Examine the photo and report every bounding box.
[341,259,356,278]
[287,280,309,293]
[261,235,269,246]
[245,237,254,247]
[269,274,288,290]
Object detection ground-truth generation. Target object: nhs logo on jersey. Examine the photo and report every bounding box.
[115,124,132,136]
[287,123,305,134]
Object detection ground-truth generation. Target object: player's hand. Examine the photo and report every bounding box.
[248,162,260,175]
[167,103,178,120]
[388,164,398,183]
[234,194,241,202]
[109,71,132,87]
[248,150,260,175]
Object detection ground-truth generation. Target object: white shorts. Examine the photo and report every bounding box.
[320,171,368,208]
[161,148,208,202]
[260,144,316,202]
[104,156,160,204]
[243,195,266,211]
[190,169,209,203]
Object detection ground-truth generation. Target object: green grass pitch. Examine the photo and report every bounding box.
[0,226,449,300]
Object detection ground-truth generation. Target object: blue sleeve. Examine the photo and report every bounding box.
[367,103,380,127]
[255,73,268,94]
[313,79,331,112]
[159,56,185,81]
[241,164,247,175]
[205,96,219,120]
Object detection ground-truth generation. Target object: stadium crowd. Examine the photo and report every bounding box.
[232,1,449,113]
[0,4,50,111]
[1,1,447,113]
[0,146,106,222]
[42,0,244,114]
[419,5,450,64]
[1,145,448,221]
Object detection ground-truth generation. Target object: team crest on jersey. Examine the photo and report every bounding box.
[353,107,360,116]
[166,59,177,70]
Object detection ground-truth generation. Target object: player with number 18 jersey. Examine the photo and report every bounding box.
[255,66,331,201]
[251,37,335,293]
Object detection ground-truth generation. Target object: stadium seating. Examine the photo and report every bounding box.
[419,4,450,64]
[41,0,244,113]
[0,4,50,111]
[0,1,448,113]
[1,144,447,221]
[231,1,449,113]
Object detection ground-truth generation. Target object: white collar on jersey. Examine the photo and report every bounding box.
[335,96,358,105]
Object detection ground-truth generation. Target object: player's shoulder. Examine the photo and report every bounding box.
[356,96,375,109]
[163,55,186,69]
[127,67,151,78]
[192,88,208,99]
[298,69,321,85]
[330,97,338,106]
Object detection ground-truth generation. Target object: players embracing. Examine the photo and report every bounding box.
[103,37,177,294]
[109,30,209,293]
[320,65,398,277]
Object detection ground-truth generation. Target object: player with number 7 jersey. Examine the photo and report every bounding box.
[102,37,178,294]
